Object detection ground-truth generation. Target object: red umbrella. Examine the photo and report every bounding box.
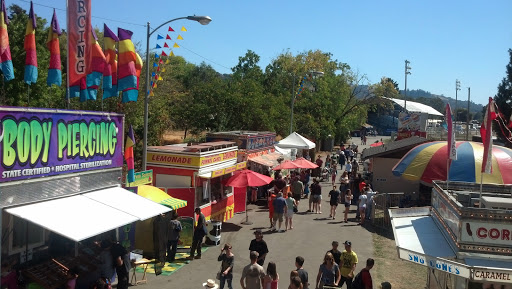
[225,169,273,225]
[272,160,300,171]
[225,169,274,187]
[370,141,384,147]
[292,157,319,169]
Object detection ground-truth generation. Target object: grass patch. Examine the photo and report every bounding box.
[372,230,427,288]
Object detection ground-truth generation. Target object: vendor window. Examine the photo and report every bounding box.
[195,179,210,206]
[8,215,45,255]
[211,175,233,202]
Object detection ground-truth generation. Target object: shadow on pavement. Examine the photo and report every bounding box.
[221,222,243,232]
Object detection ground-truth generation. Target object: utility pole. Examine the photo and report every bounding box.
[455,79,461,123]
[466,87,470,141]
[404,60,411,110]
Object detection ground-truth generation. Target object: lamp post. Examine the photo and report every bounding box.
[143,16,212,170]
[466,87,470,141]
[404,60,411,111]
[455,79,461,123]
[290,71,324,134]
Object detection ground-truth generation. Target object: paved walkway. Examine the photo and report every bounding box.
[132,136,387,289]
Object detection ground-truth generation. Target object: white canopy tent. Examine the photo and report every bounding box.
[275,132,316,150]
[386,98,443,116]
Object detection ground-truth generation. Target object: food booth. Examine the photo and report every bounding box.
[206,131,276,212]
[146,141,246,222]
[0,107,171,288]
[390,181,512,289]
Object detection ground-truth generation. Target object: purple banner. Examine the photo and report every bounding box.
[0,107,124,182]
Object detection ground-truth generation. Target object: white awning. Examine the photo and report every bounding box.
[465,258,512,284]
[275,132,316,149]
[390,207,470,278]
[386,98,443,116]
[83,186,171,221]
[6,195,139,242]
[197,159,237,178]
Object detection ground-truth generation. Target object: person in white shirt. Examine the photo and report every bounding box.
[345,162,352,178]
[358,191,367,226]
[364,187,376,221]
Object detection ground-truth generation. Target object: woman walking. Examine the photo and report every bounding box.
[285,192,297,230]
[330,164,337,186]
[315,252,340,289]
[328,186,340,220]
[343,189,353,223]
[264,262,280,289]
[217,243,234,289]
[358,190,368,226]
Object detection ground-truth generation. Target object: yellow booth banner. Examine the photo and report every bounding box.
[211,194,235,222]
[211,162,247,178]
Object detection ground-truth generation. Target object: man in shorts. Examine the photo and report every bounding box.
[240,251,266,289]
[272,192,287,232]
[339,241,358,288]
[291,177,304,207]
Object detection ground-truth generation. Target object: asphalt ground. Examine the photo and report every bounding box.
[131,135,387,289]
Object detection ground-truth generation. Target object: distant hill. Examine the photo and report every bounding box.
[355,85,484,118]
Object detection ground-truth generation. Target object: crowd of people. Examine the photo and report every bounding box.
[207,229,392,289]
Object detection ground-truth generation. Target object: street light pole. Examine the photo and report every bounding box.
[404,60,411,111]
[455,79,461,123]
[142,16,211,170]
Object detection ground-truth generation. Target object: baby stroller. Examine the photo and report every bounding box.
[320,167,331,182]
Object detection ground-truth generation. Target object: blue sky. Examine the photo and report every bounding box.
[21,0,512,105]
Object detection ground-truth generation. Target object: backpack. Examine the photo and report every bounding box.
[351,269,366,289]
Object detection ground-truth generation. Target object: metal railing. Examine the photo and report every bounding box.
[371,192,405,230]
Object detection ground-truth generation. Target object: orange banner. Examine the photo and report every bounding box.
[67,0,92,86]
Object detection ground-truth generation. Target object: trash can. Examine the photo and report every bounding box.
[205,221,222,246]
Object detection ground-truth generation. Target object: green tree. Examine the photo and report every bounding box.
[494,49,512,143]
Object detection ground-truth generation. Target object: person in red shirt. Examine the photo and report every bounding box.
[360,258,374,289]
[268,193,277,228]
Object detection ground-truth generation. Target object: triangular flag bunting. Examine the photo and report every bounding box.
[157,66,160,72]
[173,43,179,48]
[154,53,159,58]
[158,76,163,81]
[161,51,168,56]
[157,34,164,40]
[165,59,170,64]
[168,26,174,32]
[150,91,154,96]
[181,26,187,32]
[166,34,171,40]
[164,42,169,48]
[152,82,157,88]
[153,62,158,67]
[170,51,175,57]
[156,44,161,49]
[154,75,158,80]
[161,68,166,72]
[177,35,184,40]
[159,59,163,64]
[152,72,156,77]
[150,81,153,86]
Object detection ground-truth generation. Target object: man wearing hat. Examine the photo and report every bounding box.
[203,279,219,289]
[381,281,392,289]
[339,241,358,288]
[249,230,269,266]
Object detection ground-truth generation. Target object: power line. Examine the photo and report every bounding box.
[180,44,232,72]
[13,0,145,27]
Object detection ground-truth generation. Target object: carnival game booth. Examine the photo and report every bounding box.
[0,107,171,289]
[146,141,246,223]
[390,181,512,289]
[206,131,277,213]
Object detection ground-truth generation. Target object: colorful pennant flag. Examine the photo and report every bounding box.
[154,53,159,58]
[153,62,158,67]
[118,28,142,103]
[161,51,167,57]
[24,1,37,85]
[158,75,163,81]
[177,35,183,40]
[181,26,187,32]
[164,42,169,48]
[82,29,106,102]
[157,34,164,40]
[161,68,166,72]
[159,59,163,64]
[46,9,62,87]
[481,97,497,174]
[168,26,174,32]
[125,125,135,183]
[156,44,161,49]
[173,43,180,48]
[169,51,175,57]
[103,24,119,99]
[166,34,171,40]
[446,103,457,161]
[0,0,14,81]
